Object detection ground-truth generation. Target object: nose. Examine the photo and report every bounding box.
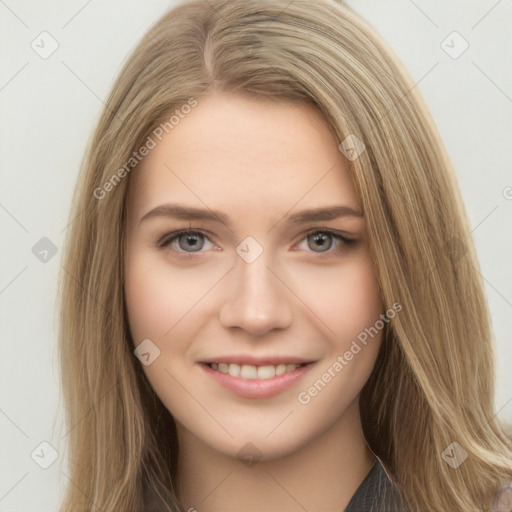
[219,248,294,336]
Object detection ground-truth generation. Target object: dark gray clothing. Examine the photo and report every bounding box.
[344,458,406,512]
[143,457,406,511]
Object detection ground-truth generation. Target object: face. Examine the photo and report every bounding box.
[124,92,384,461]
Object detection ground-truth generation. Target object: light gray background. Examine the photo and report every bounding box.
[0,1,511,510]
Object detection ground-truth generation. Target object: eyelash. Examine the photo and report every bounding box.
[155,228,357,260]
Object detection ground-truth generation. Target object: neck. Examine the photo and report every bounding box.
[175,398,375,512]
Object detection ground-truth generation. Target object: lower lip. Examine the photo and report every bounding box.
[199,363,315,399]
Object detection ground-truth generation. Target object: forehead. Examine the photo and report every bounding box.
[127,93,360,221]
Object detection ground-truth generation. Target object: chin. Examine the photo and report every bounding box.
[204,427,313,464]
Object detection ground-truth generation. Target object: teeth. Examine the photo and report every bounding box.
[275,364,287,376]
[257,365,275,379]
[228,364,240,377]
[210,362,302,380]
[240,365,258,379]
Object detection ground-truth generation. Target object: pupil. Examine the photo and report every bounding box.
[179,233,203,252]
[309,232,332,252]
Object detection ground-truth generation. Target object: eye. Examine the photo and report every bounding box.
[296,229,357,256]
[156,228,357,259]
[157,230,216,254]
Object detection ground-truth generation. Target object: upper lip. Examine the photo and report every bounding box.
[199,355,316,366]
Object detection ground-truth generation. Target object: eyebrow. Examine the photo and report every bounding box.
[138,203,363,228]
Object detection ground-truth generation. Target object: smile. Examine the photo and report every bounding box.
[199,361,315,399]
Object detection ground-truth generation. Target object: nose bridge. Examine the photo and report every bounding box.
[219,237,293,334]
[235,247,274,299]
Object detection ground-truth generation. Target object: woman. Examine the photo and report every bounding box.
[57,0,512,510]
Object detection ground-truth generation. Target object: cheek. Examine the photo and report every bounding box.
[124,249,208,344]
[301,254,383,340]
[124,249,202,406]
[124,257,171,344]
[294,259,383,418]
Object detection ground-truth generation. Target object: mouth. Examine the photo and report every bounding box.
[198,360,316,399]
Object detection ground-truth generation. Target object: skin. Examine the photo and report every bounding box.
[124,92,385,512]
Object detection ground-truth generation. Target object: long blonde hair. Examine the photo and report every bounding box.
[57,0,512,510]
